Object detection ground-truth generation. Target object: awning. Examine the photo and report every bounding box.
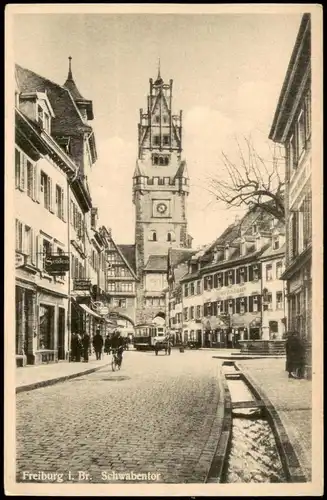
[79,303,101,319]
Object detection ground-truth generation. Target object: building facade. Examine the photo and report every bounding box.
[100,226,138,334]
[177,209,286,347]
[269,14,312,378]
[15,59,106,365]
[133,69,192,325]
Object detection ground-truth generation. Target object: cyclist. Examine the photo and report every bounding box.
[111,330,125,367]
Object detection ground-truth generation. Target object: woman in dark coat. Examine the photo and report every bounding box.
[82,332,90,362]
[285,332,304,378]
[104,334,111,355]
[93,331,104,360]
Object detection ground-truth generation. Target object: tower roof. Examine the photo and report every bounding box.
[63,57,94,120]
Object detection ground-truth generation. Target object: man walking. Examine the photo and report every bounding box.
[93,328,104,360]
[82,332,90,362]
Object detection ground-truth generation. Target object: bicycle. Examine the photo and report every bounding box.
[111,348,123,371]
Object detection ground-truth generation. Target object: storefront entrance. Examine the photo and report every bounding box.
[57,307,66,360]
[39,304,55,350]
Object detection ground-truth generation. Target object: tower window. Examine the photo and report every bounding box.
[149,230,157,242]
[152,153,170,166]
[154,115,160,124]
[153,135,160,146]
[167,232,172,242]
[163,135,170,146]
[163,115,169,124]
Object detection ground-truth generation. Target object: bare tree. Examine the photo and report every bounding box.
[209,136,285,222]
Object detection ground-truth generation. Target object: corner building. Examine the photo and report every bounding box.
[133,69,192,324]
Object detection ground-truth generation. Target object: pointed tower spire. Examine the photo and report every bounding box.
[63,56,94,120]
[154,58,163,86]
[67,56,73,80]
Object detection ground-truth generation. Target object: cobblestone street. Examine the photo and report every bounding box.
[16,351,223,484]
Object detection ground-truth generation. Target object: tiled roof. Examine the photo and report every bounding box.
[15,64,91,137]
[144,255,168,272]
[169,248,196,269]
[118,244,136,273]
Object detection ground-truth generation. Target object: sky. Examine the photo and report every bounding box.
[13,10,303,247]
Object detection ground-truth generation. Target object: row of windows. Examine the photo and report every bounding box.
[134,176,188,186]
[182,293,284,321]
[107,252,123,264]
[149,231,175,242]
[290,193,312,260]
[110,298,127,309]
[287,90,311,172]
[265,261,284,281]
[184,265,262,296]
[16,148,67,222]
[146,297,165,307]
[152,134,171,146]
[107,282,135,292]
[152,154,170,166]
[107,266,131,278]
[70,200,84,238]
[153,115,170,124]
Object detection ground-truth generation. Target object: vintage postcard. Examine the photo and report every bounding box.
[5,3,323,497]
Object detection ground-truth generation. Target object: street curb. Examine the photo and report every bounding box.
[204,366,232,483]
[234,362,308,483]
[16,364,106,394]
[212,355,286,360]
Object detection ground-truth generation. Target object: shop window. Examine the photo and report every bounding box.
[39,304,55,350]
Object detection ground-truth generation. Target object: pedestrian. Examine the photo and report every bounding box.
[104,334,111,355]
[285,331,304,379]
[75,333,82,362]
[93,328,104,360]
[82,332,90,362]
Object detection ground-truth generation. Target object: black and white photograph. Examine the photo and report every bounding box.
[5,3,323,496]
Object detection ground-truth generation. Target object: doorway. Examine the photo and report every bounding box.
[58,307,66,360]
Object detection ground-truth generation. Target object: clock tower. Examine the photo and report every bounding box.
[133,66,191,324]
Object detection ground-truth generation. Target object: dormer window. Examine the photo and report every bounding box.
[273,234,280,250]
[37,104,51,133]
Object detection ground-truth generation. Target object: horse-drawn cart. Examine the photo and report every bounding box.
[154,336,171,356]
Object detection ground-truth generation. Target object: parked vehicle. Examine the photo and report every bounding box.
[187,340,201,349]
[133,323,167,351]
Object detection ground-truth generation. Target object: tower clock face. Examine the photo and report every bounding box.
[157,202,167,214]
[153,199,170,217]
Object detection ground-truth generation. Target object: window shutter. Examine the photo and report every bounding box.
[257,295,262,311]
[36,235,43,269]
[249,296,253,312]
[62,190,67,222]
[257,263,261,280]
[249,265,253,281]
[34,164,41,203]
[214,274,218,288]
[244,266,248,282]
[236,298,240,313]
[31,229,36,265]
[231,270,235,284]
[236,268,240,284]
[224,272,228,287]
[15,149,20,188]
[224,300,228,314]
[20,154,26,191]
[244,297,248,313]
[49,178,55,213]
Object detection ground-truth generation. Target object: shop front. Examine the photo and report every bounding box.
[15,281,37,366]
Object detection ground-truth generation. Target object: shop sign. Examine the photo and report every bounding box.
[15,251,25,268]
[45,255,70,275]
[216,285,246,299]
[73,279,92,291]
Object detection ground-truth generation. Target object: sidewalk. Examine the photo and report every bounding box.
[235,358,312,482]
[16,355,109,393]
